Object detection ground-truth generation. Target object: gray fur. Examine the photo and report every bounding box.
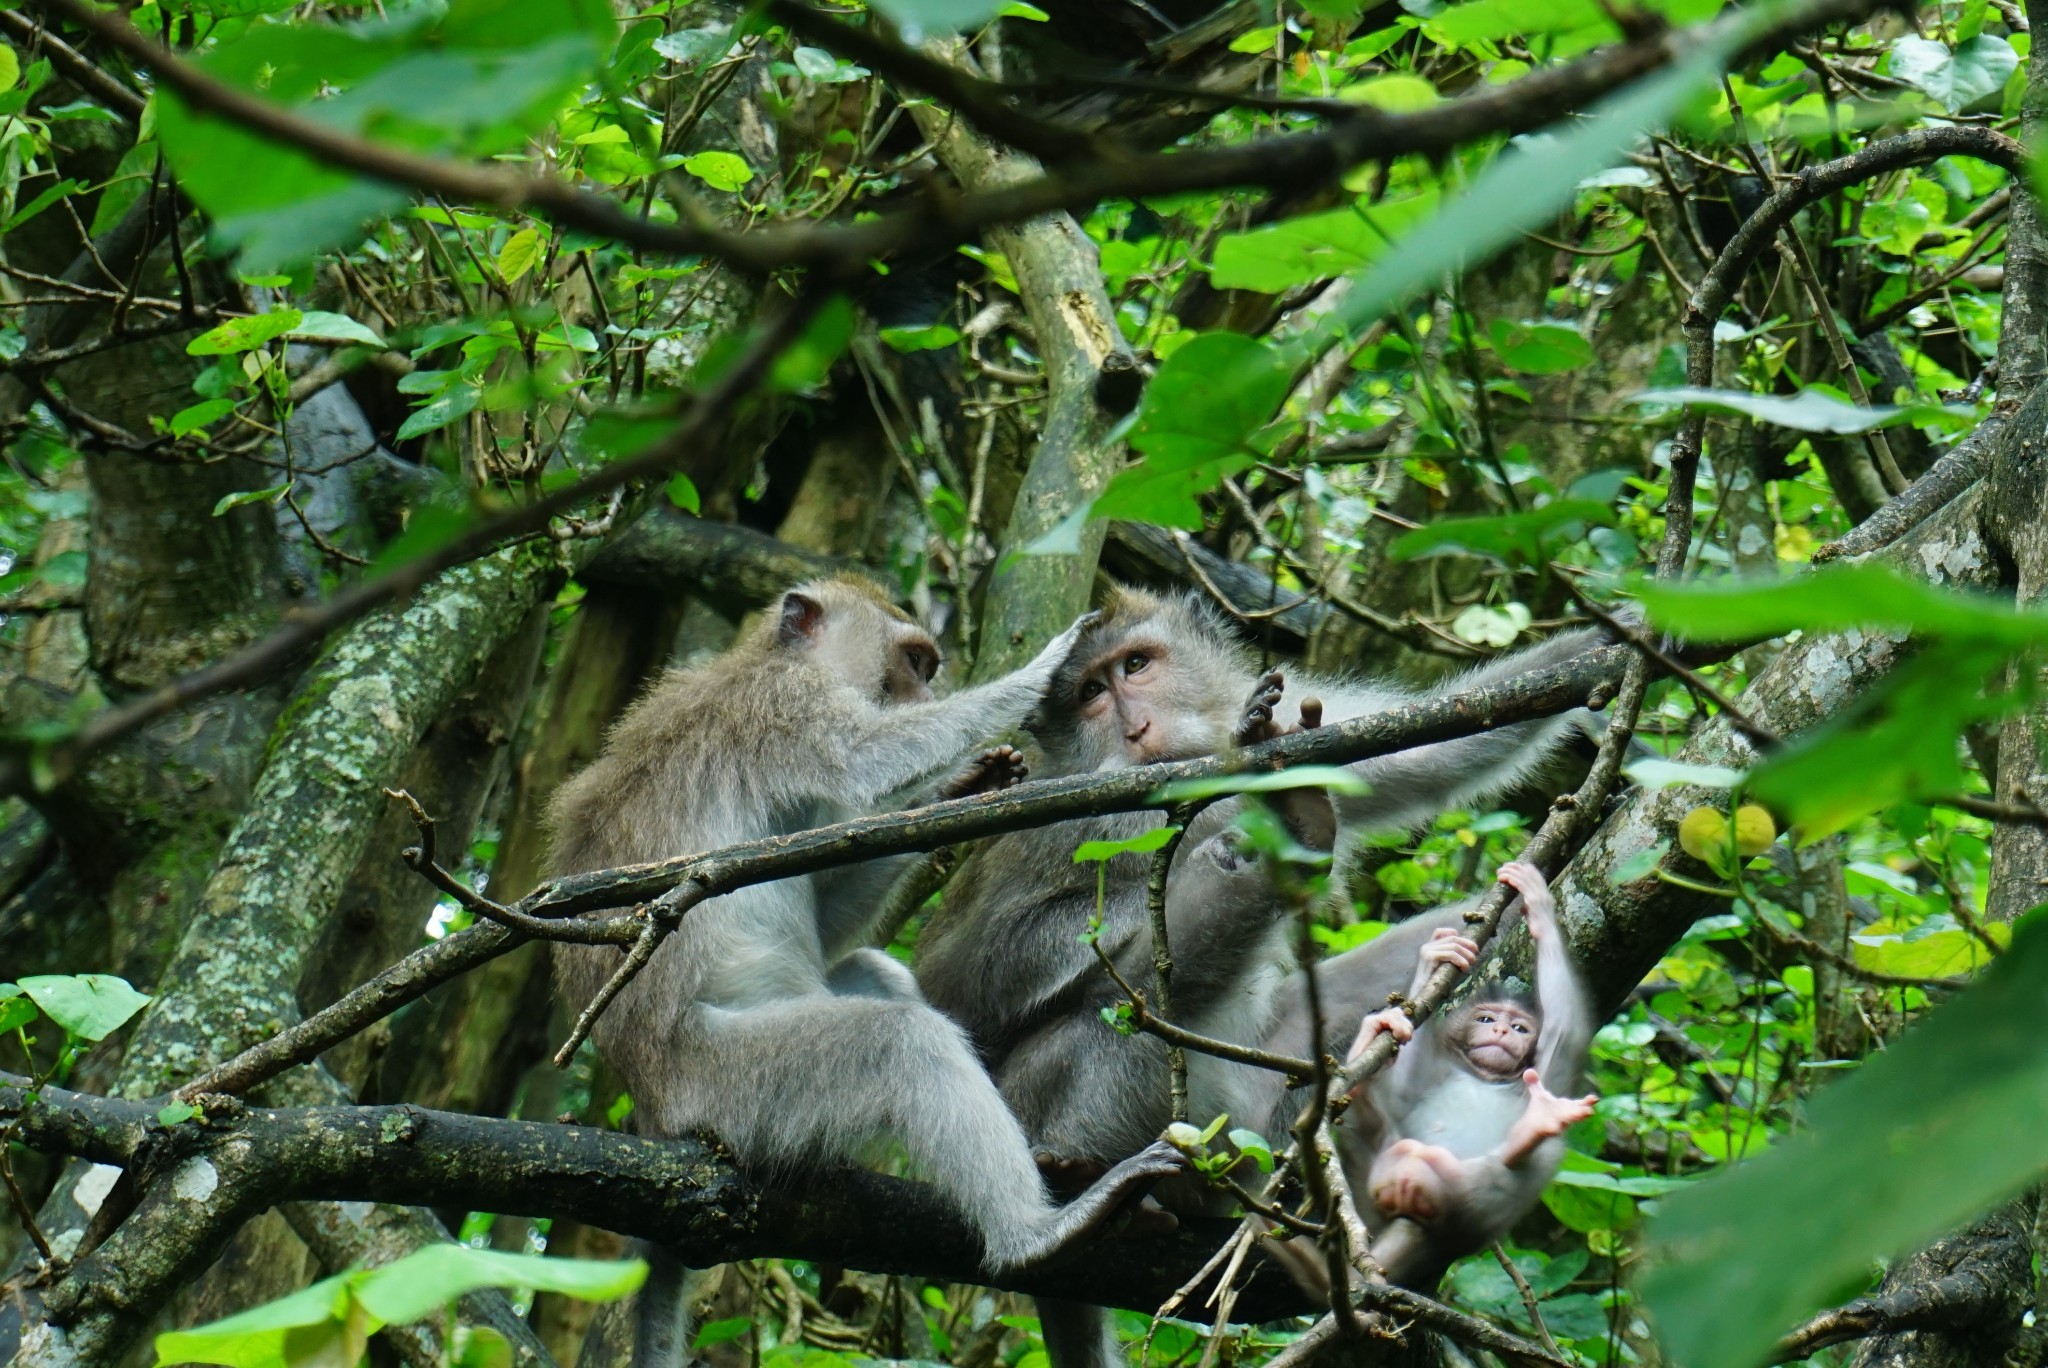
[550,577,1176,1335]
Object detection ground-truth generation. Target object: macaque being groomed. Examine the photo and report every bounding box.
[550,576,1179,1364]
[1338,860,1597,1285]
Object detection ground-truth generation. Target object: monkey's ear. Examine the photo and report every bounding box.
[779,590,825,645]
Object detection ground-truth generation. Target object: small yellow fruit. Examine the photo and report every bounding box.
[1733,804,1777,856]
[1678,807,1729,864]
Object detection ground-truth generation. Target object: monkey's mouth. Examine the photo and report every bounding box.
[1469,1042,1522,1073]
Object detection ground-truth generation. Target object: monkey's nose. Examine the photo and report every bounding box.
[1126,720,1151,743]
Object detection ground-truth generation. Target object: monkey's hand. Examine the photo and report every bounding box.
[941,746,1029,800]
[1498,1070,1598,1167]
[1419,927,1480,974]
[1346,1007,1413,1065]
[1025,609,1105,681]
[1496,859,1557,938]
[1233,669,1286,746]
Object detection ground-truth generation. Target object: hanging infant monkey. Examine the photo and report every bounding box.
[551,576,1180,1368]
[1335,859,1598,1287]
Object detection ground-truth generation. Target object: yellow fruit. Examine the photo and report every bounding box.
[1733,804,1777,856]
[1678,807,1729,864]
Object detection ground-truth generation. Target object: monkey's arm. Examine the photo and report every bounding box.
[1508,862,1595,1086]
[832,616,1094,806]
[1313,627,1605,834]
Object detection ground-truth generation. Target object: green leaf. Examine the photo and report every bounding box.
[1427,0,1613,47]
[290,310,386,348]
[0,990,36,1035]
[1389,500,1616,565]
[171,398,238,438]
[17,974,150,1041]
[1887,34,2018,111]
[186,309,305,356]
[158,1101,201,1126]
[0,43,18,90]
[1746,645,2018,839]
[496,227,544,283]
[682,150,754,192]
[367,499,473,578]
[665,474,701,515]
[1629,386,1971,434]
[1072,826,1183,863]
[155,1273,355,1368]
[1153,766,1371,803]
[1636,563,2048,649]
[878,323,963,353]
[1208,194,1438,293]
[1490,320,1593,375]
[397,384,481,440]
[354,1247,646,1325]
[767,295,855,393]
[212,484,291,516]
[2,177,84,234]
[694,1317,753,1349]
[1644,907,2048,1368]
[1095,333,1293,529]
[1227,1127,1275,1172]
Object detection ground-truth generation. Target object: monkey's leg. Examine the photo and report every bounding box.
[1037,1299,1124,1368]
[681,995,1179,1272]
[632,1240,694,1368]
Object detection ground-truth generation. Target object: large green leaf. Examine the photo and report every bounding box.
[1637,564,2048,649]
[157,0,612,269]
[1745,645,2019,839]
[1887,34,2019,111]
[156,1249,645,1367]
[1090,333,1292,529]
[1643,908,2048,1368]
[1207,193,1439,293]
[17,974,150,1041]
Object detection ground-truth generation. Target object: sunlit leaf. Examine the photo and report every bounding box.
[17,974,150,1041]
[1072,826,1182,863]
[682,150,754,192]
[1636,563,2048,648]
[290,311,386,347]
[186,309,304,356]
[1153,766,1371,802]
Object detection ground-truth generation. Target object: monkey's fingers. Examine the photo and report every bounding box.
[1299,697,1323,730]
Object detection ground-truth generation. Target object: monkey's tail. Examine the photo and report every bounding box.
[634,1240,694,1368]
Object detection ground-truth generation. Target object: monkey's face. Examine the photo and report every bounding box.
[1068,634,1224,768]
[777,580,938,704]
[1455,1001,1538,1078]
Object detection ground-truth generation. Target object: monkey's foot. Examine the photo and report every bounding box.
[1035,1151,1111,1198]
[1234,670,1286,746]
[1001,1141,1185,1270]
[943,745,1029,799]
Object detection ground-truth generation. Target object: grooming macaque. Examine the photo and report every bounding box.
[550,576,1180,1364]
[914,587,1606,1365]
[1336,860,1598,1286]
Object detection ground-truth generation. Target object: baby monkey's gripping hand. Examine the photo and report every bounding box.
[1496,1071,1598,1168]
[1344,929,1477,1065]
[1496,859,1558,939]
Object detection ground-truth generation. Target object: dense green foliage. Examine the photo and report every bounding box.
[4,0,2047,1366]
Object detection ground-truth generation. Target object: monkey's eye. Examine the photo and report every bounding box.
[1080,679,1107,703]
[903,644,939,682]
[1123,652,1150,676]
[1475,1012,1495,1024]
[1513,1022,1531,1034]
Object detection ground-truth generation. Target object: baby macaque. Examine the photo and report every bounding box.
[1341,860,1597,1284]
[550,576,1180,1365]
